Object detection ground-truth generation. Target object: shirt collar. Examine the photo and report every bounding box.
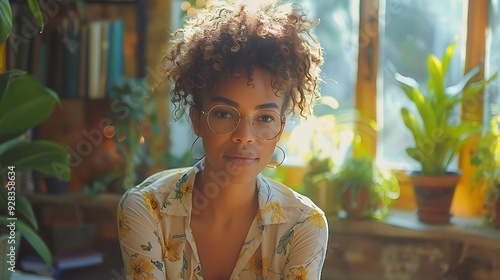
[163,160,289,225]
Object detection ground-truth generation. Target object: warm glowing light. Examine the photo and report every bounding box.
[139,136,145,145]
[117,134,127,142]
[103,126,116,138]
[181,1,191,11]
[187,7,197,17]
[195,0,206,7]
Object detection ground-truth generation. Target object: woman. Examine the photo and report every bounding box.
[117,0,328,279]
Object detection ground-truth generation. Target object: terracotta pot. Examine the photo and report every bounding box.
[341,187,373,219]
[408,172,461,224]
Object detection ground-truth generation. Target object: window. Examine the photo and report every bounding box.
[167,1,497,217]
[284,0,358,165]
[486,0,500,122]
[378,0,468,168]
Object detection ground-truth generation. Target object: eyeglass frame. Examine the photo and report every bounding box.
[199,104,286,140]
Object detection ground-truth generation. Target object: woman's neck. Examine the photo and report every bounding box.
[192,170,258,223]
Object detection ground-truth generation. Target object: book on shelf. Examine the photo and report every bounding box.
[99,20,111,99]
[63,18,81,99]
[78,20,89,99]
[6,3,32,72]
[106,19,125,98]
[20,250,104,276]
[87,20,103,99]
[56,250,104,270]
[46,28,66,96]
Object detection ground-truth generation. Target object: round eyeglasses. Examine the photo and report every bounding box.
[201,105,285,140]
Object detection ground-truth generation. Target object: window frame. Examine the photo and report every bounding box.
[356,0,491,216]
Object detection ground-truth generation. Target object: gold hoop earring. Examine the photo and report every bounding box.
[267,145,286,168]
[190,136,205,160]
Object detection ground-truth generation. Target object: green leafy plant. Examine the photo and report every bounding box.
[471,115,500,225]
[108,77,158,189]
[395,40,498,175]
[288,96,381,217]
[329,155,400,220]
[471,127,500,190]
[0,0,68,268]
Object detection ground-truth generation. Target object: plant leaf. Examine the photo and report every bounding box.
[446,65,480,98]
[0,70,26,104]
[441,39,457,75]
[16,196,38,230]
[428,55,446,105]
[26,0,44,33]
[0,217,53,267]
[0,182,8,209]
[0,0,12,45]
[317,95,339,111]
[0,74,59,138]
[0,140,70,181]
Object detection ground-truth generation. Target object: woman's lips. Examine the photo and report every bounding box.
[223,155,258,166]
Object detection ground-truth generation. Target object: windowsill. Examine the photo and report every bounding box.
[330,209,500,251]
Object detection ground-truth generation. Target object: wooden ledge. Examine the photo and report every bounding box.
[329,210,500,251]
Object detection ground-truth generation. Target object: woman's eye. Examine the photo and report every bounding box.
[258,115,276,123]
[214,110,234,119]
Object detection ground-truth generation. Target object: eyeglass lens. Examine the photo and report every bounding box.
[207,106,282,140]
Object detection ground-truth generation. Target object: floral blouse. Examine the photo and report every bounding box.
[117,160,329,280]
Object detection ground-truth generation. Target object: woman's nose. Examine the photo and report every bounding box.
[231,117,255,143]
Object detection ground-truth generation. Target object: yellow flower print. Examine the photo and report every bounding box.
[249,252,268,277]
[256,209,263,224]
[163,235,183,261]
[306,209,325,228]
[143,192,165,222]
[118,211,131,240]
[181,182,193,196]
[286,266,309,280]
[261,201,286,223]
[129,257,154,280]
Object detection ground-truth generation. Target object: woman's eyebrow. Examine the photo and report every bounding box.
[209,97,239,107]
[255,103,279,110]
[209,97,279,110]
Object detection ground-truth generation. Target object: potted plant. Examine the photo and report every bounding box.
[329,154,400,220]
[470,115,500,228]
[108,77,157,190]
[301,157,340,217]
[394,40,498,223]
[0,0,70,278]
[288,96,379,217]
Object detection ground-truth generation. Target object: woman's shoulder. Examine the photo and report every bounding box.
[119,167,192,202]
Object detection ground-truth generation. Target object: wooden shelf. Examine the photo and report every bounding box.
[330,210,500,251]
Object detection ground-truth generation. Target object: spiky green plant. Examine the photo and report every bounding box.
[395,40,498,175]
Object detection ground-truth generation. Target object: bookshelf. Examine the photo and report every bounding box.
[6,1,147,276]
[5,0,149,192]
[7,0,146,98]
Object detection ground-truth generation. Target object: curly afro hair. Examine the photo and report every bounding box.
[163,0,324,120]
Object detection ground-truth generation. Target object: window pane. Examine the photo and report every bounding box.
[485,0,500,122]
[285,0,358,165]
[378,0,467,169]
